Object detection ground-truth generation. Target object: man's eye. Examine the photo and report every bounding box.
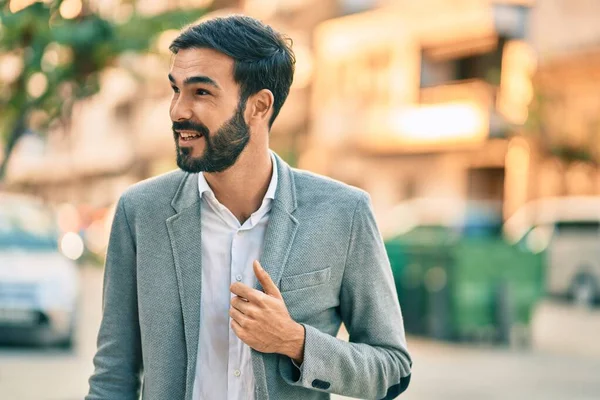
[171,86,179,94]
[196,89,210,96]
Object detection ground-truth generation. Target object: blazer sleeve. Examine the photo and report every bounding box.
[279,192,412,399]
[86,195,143,399]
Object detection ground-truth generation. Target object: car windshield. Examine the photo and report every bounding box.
[0,197,58,250]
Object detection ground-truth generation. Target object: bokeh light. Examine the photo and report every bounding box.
[0,53,24,84]
[424,266,448,292]
[26,72,48,98]
[60,232,85,260]
[59,0,83,20]
[41,46,60,72]
[9,0,38,14]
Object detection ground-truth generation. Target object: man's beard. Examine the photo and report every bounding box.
[173,101,250,173]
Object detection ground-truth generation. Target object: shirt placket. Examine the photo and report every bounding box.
[228,226,244,399]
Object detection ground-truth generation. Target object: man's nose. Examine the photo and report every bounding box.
[170,95,193,121]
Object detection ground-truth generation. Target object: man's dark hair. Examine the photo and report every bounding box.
[169,15,296,128]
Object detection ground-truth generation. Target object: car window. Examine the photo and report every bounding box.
[554,221,600,236]
[0,198,58,250]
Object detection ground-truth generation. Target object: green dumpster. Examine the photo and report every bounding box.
[385,222,544,343]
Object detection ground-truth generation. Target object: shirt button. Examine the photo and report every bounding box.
[236,275,242,282]
[234,369,241,377]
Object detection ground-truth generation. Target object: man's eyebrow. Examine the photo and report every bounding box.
[168,74,220,89]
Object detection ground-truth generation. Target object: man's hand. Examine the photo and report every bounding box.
[230,260,305,364]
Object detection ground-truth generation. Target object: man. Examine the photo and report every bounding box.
[87,15,411,400]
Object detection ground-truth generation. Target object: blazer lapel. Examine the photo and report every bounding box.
[252,153,299,400]
[166,172,203,399]
[255,153,298,291]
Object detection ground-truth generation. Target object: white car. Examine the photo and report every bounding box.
[0,194,79,347]
[504,196,600,307]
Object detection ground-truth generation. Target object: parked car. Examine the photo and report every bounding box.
[0,193,79,347]
[504,196,600,307]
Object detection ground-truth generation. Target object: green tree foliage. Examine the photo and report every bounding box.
[0,0,206,178]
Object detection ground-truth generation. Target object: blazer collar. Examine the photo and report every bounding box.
[170,151,297,215]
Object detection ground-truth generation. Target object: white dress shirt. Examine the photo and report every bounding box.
[192,153,278,400]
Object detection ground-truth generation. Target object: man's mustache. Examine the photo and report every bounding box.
[172,121,210,136]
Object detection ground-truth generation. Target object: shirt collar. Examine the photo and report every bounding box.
[264,151,278,201]
[197,151,278,202]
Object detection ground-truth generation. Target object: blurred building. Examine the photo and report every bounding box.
[299,0,536,235]
[526,0,600,199]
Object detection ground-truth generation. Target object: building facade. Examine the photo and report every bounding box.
[299,0,538,235]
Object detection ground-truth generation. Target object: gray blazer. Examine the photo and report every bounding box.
[87,153,412,400]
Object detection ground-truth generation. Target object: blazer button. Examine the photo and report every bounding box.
[311,379,331,390]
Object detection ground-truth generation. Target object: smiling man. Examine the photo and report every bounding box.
[86,15,411,400]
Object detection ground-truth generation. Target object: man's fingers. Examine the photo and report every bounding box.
[231,318,244,339]
[229,307,248,327]
[253,260,283,300]
[230,282,261,301]
[231,296,251,315]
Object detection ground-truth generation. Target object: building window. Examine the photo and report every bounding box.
[467,167,505,202]
[420,38,504,88]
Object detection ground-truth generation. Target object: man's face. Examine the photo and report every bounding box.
[169,48,250,173]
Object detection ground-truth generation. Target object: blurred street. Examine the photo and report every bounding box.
[1,265,599,400]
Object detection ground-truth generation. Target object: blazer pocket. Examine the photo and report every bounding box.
[280,266,332,292]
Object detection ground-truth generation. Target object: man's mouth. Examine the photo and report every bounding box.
[177,131,203,142]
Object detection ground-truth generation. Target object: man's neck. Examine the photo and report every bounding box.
[203,148,273,224]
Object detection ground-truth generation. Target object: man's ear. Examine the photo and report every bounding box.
[246,89,274,125]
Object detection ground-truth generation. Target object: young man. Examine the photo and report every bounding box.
[87,15,411,400]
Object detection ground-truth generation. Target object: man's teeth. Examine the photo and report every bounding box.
[180,132,200,138]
